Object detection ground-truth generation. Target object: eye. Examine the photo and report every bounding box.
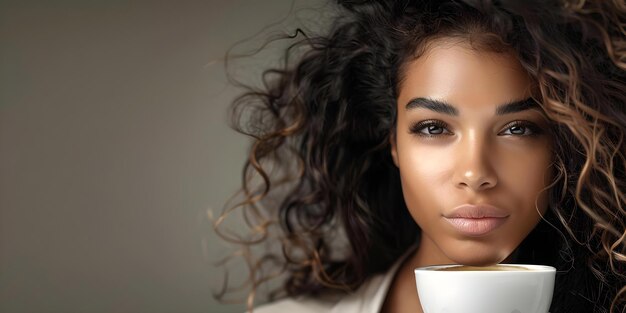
[499,121,543,137]
[409,120,452,137]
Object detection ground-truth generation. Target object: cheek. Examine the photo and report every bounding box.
[497,144,553,213]
[396,143,453,215]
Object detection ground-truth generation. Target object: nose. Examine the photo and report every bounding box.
[454,132,498,191]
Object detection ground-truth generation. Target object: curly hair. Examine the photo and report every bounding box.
[214,0,626,312]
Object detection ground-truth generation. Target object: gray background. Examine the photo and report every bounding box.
[0,1,329,312]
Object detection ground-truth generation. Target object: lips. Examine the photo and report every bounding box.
[444,204,510,237]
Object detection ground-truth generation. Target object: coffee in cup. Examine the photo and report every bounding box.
[435,265,530,271]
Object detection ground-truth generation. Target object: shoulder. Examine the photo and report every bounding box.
[248,267,394,313]
[250,246,417,313]
[250,295,337,313]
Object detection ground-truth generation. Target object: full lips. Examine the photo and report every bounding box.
[444,217,508,236]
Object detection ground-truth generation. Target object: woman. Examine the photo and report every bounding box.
[215,0,626,312]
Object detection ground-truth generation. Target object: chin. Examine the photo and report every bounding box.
[451,255,503,267]
[446,244,511,266]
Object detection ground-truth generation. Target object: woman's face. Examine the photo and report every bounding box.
[391,40,553,266]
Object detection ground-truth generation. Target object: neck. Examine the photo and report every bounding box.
[380,235,453,313]
[409,233,455,269]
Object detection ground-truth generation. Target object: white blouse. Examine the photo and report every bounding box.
[250,248,414,313]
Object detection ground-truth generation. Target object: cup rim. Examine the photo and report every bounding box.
[414,264,556,273]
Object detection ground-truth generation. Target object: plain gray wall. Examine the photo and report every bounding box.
[0,1,328,312]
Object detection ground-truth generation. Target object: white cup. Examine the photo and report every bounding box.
[414,264,556,313]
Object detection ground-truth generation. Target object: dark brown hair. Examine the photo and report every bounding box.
[215,1,626,312]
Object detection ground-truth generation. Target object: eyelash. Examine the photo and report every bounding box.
[408,120,544,138]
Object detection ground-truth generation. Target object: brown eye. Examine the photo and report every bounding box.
[509,125,526,135]
[499,121,543,136]
[409,120,452,137]
[426,125,444,134]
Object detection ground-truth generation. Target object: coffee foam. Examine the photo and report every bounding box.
[436,265,531,271]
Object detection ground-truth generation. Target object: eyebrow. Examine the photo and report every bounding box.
[495,98,540,115]
[405,98,459,115]
[405,97,540,116]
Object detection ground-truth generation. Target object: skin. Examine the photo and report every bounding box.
[382,39,554,313]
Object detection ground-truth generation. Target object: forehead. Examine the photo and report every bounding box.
[397,40,533,113]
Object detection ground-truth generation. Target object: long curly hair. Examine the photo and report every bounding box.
[214,0,626,312]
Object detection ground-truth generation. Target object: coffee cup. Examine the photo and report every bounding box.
[414,264,556,313]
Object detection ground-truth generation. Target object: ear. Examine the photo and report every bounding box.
[390,131,399,167]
